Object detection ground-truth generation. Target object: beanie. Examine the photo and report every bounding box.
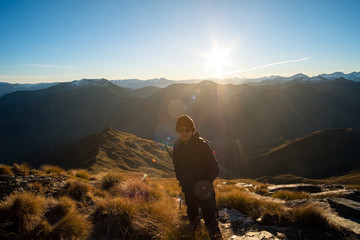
[175,114,195,132]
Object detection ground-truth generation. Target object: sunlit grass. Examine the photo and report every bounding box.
[41,165,65,175]
[12,163,30,176]
[272,190,310,200]
[0,164,13,175]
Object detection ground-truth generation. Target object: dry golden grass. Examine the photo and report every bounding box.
[254,183,271,196]
[0,164,13,175]
[40,165,65,175]
[100,171,124,190]
[150,177,182,198]
[74,169,91,180]
[57,179,93,202]
[0,191,47,238]
[28,181,45,194]
[12,163,30,176]
[292,203,337,230]
[134,198,179,238]
[51,210,91,239]
[216,187,285,219]
[91,196,136,239]
[272,190,310,200]
[112,178,162,202]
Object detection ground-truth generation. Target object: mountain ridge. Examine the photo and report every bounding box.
[23,127,174,176]
[237,128,360,179]
[1,71,359,94]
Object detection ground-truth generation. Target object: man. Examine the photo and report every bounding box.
[172,114,222,240]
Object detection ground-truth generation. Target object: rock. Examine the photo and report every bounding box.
[0,175,69,199]
[235,183,254,188]
[230,230,280,240]
[328,198,360,219]
[268,184,322,193]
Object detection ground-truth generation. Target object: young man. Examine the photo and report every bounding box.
[172,114,222,240]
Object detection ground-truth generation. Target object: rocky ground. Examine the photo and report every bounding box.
[218,183,360,240]
[0,174,68,200]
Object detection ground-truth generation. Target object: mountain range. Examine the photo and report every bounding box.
[1,72,360,178]
[1,72,359,95]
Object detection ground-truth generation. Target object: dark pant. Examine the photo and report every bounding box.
[184,189,222,239]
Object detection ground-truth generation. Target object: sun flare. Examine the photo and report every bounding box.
[206,49,231,76]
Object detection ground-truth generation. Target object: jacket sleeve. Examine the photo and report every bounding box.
[200,141,220,183]
[172,141,181,183]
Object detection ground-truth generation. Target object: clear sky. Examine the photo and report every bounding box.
[1,0,360,83]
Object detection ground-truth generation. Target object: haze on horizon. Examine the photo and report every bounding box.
[0,0,360,84]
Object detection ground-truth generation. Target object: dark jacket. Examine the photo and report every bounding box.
[172,131,219,193]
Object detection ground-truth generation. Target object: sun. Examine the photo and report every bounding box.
[206,49,231,76]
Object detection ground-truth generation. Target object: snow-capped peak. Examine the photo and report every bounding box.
[314,72,360,82]
[71,78,110,87]
[286,73,309,81]
[319,72,346,80]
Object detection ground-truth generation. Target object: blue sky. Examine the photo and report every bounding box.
[0,0,359,83]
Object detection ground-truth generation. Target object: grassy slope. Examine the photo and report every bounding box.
[23,127,174,177]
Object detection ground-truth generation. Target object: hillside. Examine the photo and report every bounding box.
[237,128,360,179]
[0,79,144,162]
[22,127,174,176]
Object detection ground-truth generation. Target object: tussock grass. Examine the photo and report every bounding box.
[113,178,162,202]
[216,187,285,219]
[28,181,45,194]
[150,178,181,198]
[134,199,179,239]
[74,169,91,180]
[0,192,47,238]
[293,204,337,230]
[40,165,64,175]
[255,183,271,195]
[91,197,136,239]
[51,210,91,239]
[0,164,13,175]
[272,190,310,200]
[45,196,77,225]
[216,184,241,193]
[12,163,30,176]
[43,196,91,239]
[100,172,124,190]
[57,179,93,202]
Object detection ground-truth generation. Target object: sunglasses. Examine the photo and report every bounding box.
[176,127,192,133]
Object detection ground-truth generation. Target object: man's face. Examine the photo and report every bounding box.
[176,126,193,141]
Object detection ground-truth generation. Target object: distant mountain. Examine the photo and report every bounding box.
[0,79,144,162]
[23,127,174,176]
[110,78,205,89]
[1,77,360,179]
[109,71,360,88]
[237,128,360,179]
[233,71,360,85]
[111,78,175,89]
[1,72,359,93]
[0,82,59,97]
